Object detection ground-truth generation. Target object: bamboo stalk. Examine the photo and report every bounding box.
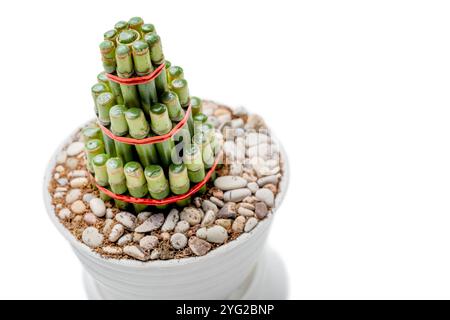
[102,131,117,157]
[82,126,102,143]
[106,157,130,210]
[99,40,116,74]
[114,21,128,33]
[131,40,157,116]
[184,144,206,194]
[125,107,149,139]
[135,142,159,168]
[85,139,105,173]
[150,103,174,167]
[161,91,185,121]
[193,133,215,169]
[116,44,140,108]
[97,72,110,89]
[129,17,144,37]
[91,83,109,117]
[193,113,208,136]
[124,161,148,212]
[142,23,156,35]
[92,153,112,201]
[144,165,170,200]
[169,163,191,206]
[167,66,184,84]
[172,78,194,136]
[144,33,164,65]
[96,92,116,126]
[104,29,118,41]
[190,96,203,116]
[109,104,133,163]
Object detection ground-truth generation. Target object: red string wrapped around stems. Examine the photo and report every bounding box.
[106,63,165,86]
[98,104,191,145]
[94,152,222,206]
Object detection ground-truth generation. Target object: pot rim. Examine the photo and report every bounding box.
[43,117,289,269]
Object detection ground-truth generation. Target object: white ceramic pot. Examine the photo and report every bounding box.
[44,121,289,300]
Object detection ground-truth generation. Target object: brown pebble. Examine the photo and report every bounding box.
[263,183,278,194]
[255,202,268,219]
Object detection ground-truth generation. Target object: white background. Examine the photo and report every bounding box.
[0,0,449,299]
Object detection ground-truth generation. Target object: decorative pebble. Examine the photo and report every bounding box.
[66,141,84,156]
[55,187,67,193]
[223,141,236,159]
[137,211,152,224]
[196,227,207,239]
[140,235,159,251]
[214,176,247,191]
[69,170,88,178]
[170,233,188,250]
[55,165,65,173]
[202,199,218,214]
[73,215,82,223]
[102,219,114,235]
[53,192,64,199]
[257,175,279,187]
[193,197,202,208]
[206,225,228,244]
[232,216,246,233]
[189,237,212,256]
[69,177,88,187]
[117,234,133,246]
[83,212,97,225]
[58,208,71,220]
[115,212,137,230]
[65,189,81,204]
[217,203,236,219]
[238,207,254,217]
[102,246,123,255]
[108,224,125,242]
[89,198,106,217]
[135,213,164,232]
[264,183,278,194]
[229,163,243,176]
[133,232,145,242]
[57,178,68,186]
[245,132,270,147]
[82,227,103,248]
[65,158,79,170]
[160,232,171,241]
[244,217,258,232]
[209,196,224,208]
[71,200,86,214]
[243,173,258,182]
[180,207,202,226]
[215,219,232,230]
[201,210,216,227]
[255,202,269,219]
[245,114,265,130]
[239,203,255,211]
[255,188,275,207]
[211,188,224,199]
[223,188,251,202]
[243,196,257,204]
[106,208,115,219]
[231,118,244,128]
[83,193,95,203]
[247,182,259,194]
[56,151,67,164]
[150,249,161,260]
[123,245,150,261]
[174,220,190,233]
[161,209,179,232]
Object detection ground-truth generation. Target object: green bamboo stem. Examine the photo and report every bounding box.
[171,123,191,165]
[131,40,158,115]
[92,153,110,186]
[97,72,110,89]
[193,113,208,136]
[154,61,169,96]
[167,66,184,84]
[171,78,194,136]
[102,131,117,157]
[99,40,116,74]
[104,29,118,41]
[114,140,134,164]
[117,29,140,46]
[129,17,144,37]
[169,163,190,195]
[110,105,129,136]
[116,44,140,108]
[184,144,206,194]
[161,91,185,121]
[144,165,170,200]
[125,107,149,139]
[144,33,164,65]
[124,161,148,212]
[190,96,203,116]
[202,122,220,155]
[135,143,159,168]
[114,21,128,33]
[85,139,105,173]
[106,157,129,210]
[82,126,102,143]
[193,133,215,169]
[142,23,156,35]
[96,92,116,126]
[91,83,109,116]
[150,103,174,167]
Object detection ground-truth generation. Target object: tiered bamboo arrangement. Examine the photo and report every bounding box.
[84,17,220,211]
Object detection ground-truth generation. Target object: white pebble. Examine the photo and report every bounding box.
[196,227,207,239]
[214,176,248,191]
[53,192,64,199]
[65,189,81,204]
[245,132,270,147]
[247,182,259,193]
[134,213,164,232]
[140,235,159,251]
[58,208,71,220]
[238,207,254,217]
[123,245,150,261]
[115,212,137,230]
[137,211,152,224]
[206,225,228,244]
[70,177,88,188]
[109,224,125,242]
[174,220,190,233]
[82,193,94,203]
[150,249,160,260]
[102,219,114,235]
[255,188,275,207]
[106,208,115,219]
[65,158,79,170]
[89,198,106,217]
[69,170,88,178]
[223,188,252,202]
[180,207,202,226]
[83,212,97,225]
[201,210,216,227]
[244,217,258,232]
[257,174,280,187]
[202,199,218,214]
[229,163,243,176]
[102,246,122,255]
[55,165,65,173]
[161,209,179,232]
[117,234,133,246]
[232,216,246,233]
[170,233,188,249]
[67,142,84,156]
[82,227,103,248]
[57,178,68,186]
[231,118,244,128]
[71,200,86,214]
[56,151,67,164]
[209,196,224,208]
